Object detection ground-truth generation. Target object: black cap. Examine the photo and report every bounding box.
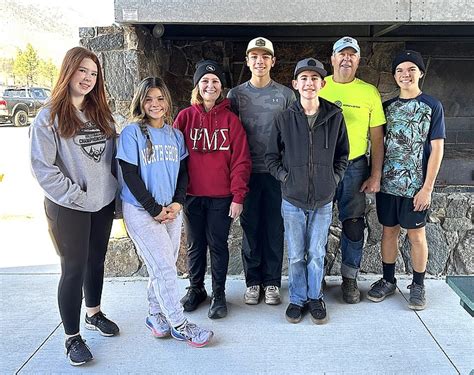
[391,50,426,75]
[193,60,225,87]
[294,58,327,79]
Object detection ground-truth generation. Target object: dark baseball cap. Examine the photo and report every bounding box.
[293,58,327,79]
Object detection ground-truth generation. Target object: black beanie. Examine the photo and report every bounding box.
[193,60,225,87]
[391,50,426,75]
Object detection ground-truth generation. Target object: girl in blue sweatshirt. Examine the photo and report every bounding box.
[117,77,213,348]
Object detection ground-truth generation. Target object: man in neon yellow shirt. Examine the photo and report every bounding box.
[320,36,386,304]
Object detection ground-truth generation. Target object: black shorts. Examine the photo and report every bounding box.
[376,192,428,229]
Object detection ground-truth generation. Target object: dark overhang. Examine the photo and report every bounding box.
[114,0,474,41]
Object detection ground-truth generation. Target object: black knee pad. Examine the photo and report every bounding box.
[342,218,365,242]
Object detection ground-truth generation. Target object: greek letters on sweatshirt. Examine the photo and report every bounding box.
[30,106,117,212]
[173,98,251,204]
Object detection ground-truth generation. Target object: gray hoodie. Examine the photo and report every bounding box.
[30,106,117,212]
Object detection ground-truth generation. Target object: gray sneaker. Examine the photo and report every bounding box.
[244,285,260,305]
[145,313,170,338]
[171,321,213,348]
[367,278,397,302]
[264,285,281,305]
[341,277,360,304]
[408,282,426,310]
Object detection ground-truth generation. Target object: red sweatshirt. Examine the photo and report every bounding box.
[173,99,251,204]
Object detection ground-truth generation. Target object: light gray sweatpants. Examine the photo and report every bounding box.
[123,201,186,327]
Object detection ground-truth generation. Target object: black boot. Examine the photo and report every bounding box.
[208,291,227,319]
[180,286,207,312]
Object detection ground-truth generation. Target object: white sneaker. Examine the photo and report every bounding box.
[145,313,170,338]
[264,285,281,305]
[244,285,260,305]
[171,321,213,348]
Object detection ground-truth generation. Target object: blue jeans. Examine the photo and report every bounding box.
[334,157,369,278]
[282,199,333,306]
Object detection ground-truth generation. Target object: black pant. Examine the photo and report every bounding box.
[183,196,232,294]
[240,173,284,287]
[44,198,114,335]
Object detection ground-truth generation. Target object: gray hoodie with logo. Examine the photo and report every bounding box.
[30,106,117,212]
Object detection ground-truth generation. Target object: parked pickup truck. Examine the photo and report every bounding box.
[0,87,51,127]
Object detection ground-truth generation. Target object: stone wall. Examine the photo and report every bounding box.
[105,189,473,277]
[79,25,406,130]
[77,25,474,277]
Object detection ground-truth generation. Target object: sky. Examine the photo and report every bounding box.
[40,0,116,26]
[1,0,116,65]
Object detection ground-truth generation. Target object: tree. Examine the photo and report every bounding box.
[39,58,59,87]
[13,43,40,85]
[0,57,14,85]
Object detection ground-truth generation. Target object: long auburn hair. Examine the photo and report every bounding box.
[49,46,115,138]
[129,77,174,158]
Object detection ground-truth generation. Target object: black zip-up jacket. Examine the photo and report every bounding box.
[265,98,349,210]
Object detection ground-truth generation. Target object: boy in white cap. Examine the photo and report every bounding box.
[266,58,349,324]
[319,36,386,304]
[228,37,296,306]
[367,50,445,310]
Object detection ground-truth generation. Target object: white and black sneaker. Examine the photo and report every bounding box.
[85,311,119,336]
[65,335,93,366]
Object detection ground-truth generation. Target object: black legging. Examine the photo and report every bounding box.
[44,198,114,335]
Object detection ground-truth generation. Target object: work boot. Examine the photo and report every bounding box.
[341,276,360,304]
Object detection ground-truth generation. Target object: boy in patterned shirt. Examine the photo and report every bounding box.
[367,50,445,310]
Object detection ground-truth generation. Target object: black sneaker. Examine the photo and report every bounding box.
[181,286,207,312]
[408,282,426,310]
[367,278,397,302]
[208,291,227,319]
[85,311,119,336]
[285,303,303,324]
[341,276,361,304]
[65,335,93,366]
[308,298,328,325]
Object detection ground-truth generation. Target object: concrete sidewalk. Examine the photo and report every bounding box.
[1,265,473,375]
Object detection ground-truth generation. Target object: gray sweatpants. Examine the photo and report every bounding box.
[123,201,186,327]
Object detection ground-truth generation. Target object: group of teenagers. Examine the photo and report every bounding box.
[29,35,445,366]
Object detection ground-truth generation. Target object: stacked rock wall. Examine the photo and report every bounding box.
[78,25,473,277]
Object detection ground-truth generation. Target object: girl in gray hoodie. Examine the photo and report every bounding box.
[30,47,118,366]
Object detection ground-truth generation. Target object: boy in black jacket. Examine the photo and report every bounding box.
[265,58,349,324]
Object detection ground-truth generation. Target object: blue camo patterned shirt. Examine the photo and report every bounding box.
[381,93,445,198]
